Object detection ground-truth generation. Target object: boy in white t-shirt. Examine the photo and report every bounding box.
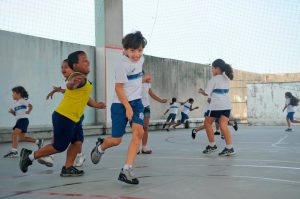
[91,31,149,185]
[172,98,199,129]
[163,98,180,130]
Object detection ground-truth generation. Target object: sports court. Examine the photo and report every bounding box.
[1,126,299,199]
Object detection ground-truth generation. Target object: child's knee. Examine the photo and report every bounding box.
[110,138,122,146]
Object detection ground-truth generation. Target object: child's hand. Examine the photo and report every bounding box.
[198,88,204,93]
[142,74,152,83]
[195,106,199,109]
[161,99,168,103]
[97,102,106,109]
[46,91,54,100]
[25,110,30,114]
[125,106,133,121]
[8,108,14,114]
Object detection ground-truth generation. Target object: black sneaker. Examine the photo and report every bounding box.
[91,138,104,164]
[191,129,197,140]
[233,121,238,131]
[163,123,166,129]
[202,145,217,154]
[3,151,18,158]
[219,147,236,156]
[60,166,84,177]
[214,131,220,135]
[96,137,104,145]
[36,139,44,149]
[118,168,139,185]
[141,149,152,154]
[221,134,225,140]
[19,148,33,173]
[285,128,292,132]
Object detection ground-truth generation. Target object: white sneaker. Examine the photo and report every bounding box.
[37,155,54,167]
[74,153,85,167]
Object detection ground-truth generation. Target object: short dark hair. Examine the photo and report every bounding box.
[67,51,86,70]
[212,59,234,80]
[188,98,194,103]
[122,31,147,49]
[170,97,177,105]
[12,86,29,99]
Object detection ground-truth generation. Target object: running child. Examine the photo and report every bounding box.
[4,86,43,158]
[283,92,300,131]
[19,51,105,176]
[171,98,199,130]
[163,98,180,130]
[199,59,235,156]
[140,71,167,154]
[90,31,148,185]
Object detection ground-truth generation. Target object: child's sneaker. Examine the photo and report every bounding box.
[218,147,236,156]
[221,134,225,140]
[3,151,18,158]
[90,138,104,164]
[118,168,139,185]
[19,148,33,173]
[37,156,54,167]
[36,139,44,149]
[60,166,84,177]
[214,131,220,135]
[202,145,217,154]
[285,128,292,132]
[233,121,238,131]
[162,123,167,129]
[74,153,85,167]
[141,148,152,154]
[191,129,197,140]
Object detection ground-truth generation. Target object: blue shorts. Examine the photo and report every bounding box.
[144,106,151,118]
[13,118,29,133]
[52,112,84,152]
[180,112,189,124]
[205,110,231,118]
[111,99,144,138]
[287,112,295,121]
[166,113,176,123]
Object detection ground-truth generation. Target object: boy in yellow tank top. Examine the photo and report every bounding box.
[19,51,105,176]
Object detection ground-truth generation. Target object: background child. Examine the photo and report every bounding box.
[199,58,235,156]
[163,98,180,130]
[140,71,167,154]
[91,31,148,185]
[283,92,300,131]
[172,98,199,130]
[4,86,43,158]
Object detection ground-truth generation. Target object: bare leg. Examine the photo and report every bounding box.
[34,144,59,159]
[142,117,150,147]
[219,116,232,145]
[65,141,81,168]
[204,117,215,143]
[286,118,291,128]
[125,123,144,165]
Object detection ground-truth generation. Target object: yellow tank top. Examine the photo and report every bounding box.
[55,80,92,122]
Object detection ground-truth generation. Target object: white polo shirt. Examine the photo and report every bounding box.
[113,55,144,103]
[141,83,151,107]
[205,74,231,110]
[182,102,191,115]
[286,98,295,113]
[169,102,180,114]
[11,98,30,120]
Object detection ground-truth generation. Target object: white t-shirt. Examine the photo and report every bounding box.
[182,102,191,115]
[285,98,295,113]
[113,55,144,103]
[11,98,30,120]
[169,102,180,114]
[60,80,67,90]
[205,75,231,110]
[141,83,151,107]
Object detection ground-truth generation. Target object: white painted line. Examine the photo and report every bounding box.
[233,175,300,184]
[232,164,300,170]
[272,135,288,148]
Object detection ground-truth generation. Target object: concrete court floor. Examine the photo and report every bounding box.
[0,125,299,199]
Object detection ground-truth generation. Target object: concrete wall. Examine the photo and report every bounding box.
[247,82,300,125]
[0,30,97,128]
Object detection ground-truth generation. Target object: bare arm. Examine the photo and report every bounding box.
[148,89,168,103]
[46,86,66,100]
[87,98,106,109]
[115,83,133,121]
[25,103,33,114]
[67,73,86,90]
[198,88,208,96]
[8,108,16,116]
[282,104,288,112]
[164,109,169,115]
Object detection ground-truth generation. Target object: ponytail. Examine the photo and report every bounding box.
[212,59,234,80]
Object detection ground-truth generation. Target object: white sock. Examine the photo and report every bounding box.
[123,164,132,170]
[142,145,148,151]
[216,130,220,132]
[226,144,233,149]
[77,152,83,156]
[209,142,216,147]
[11,148,17,152]
[28,153,35,161]
[35,140,39,144]
[97,145,104,153]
